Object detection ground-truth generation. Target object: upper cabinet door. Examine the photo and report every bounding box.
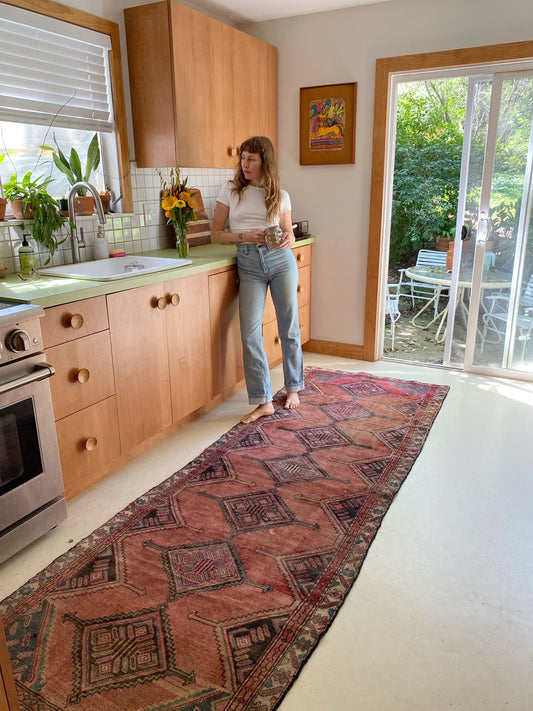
[232,29,278,151]
[125,0,277,169]
[125,1,178,168]
[169,2,235,168]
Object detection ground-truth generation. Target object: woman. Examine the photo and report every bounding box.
[211,136,304,424]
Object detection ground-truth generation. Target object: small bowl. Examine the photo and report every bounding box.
[0,266,8,279]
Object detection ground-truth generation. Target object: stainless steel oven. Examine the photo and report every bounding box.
[0,300,66,564]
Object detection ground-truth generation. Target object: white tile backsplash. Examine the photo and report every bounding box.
[0,162,233,274]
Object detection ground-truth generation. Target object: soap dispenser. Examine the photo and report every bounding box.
[18,234,36,276]
[93,225,109,260]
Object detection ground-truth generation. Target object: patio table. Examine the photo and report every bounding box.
[404,266,512,343]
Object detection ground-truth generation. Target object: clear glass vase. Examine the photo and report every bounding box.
[175,223,188,259]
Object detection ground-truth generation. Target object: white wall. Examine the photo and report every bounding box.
[51,0,533,346]
[245,0,533,346]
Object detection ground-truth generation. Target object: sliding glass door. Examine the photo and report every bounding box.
[444,71,533,379]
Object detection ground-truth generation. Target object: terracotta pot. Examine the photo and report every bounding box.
[0,197,6,221]
[74,195,95,216]
[435,236,450,252]
[446,240,455,270]
[9,199,35,220]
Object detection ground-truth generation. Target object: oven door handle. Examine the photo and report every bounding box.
[0,362,55,395]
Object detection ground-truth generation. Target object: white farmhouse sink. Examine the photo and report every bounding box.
[39,256,192,281]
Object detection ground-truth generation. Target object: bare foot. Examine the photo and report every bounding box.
[240,402,275,424]
[284,392,300,410]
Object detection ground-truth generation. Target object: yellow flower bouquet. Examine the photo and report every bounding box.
[158,167,196,258]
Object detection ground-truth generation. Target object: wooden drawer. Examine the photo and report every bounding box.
[293,243,312,268]
[56,396,121,500]
[47,330,115,420]
[299,304,310,344]
[297,265,311,309]
[263,264,311,324]
[263,306,309,365]
[42,296,108,348]
[263,318,282,365]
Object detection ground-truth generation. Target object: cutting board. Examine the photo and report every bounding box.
[186,189,211,245]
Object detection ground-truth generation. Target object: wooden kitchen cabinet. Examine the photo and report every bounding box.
[209,267,244,396]
[125,0,277,168]
[42,297,121,500]
[55,398,121,500]
[107,272,212,453]
[263,244,312,366]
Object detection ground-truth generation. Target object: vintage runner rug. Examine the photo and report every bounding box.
[1,367,448,711]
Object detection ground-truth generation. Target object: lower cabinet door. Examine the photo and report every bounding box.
[209,268,244,395]
[262,318,283,366]
[55,397,121,500]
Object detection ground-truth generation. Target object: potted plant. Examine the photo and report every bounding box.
[48,133,100,215]
[3,171,68,263]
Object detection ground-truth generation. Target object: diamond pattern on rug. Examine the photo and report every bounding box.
[377,424,410,450]
[64,604,191,703]
[225,613,290,686]
[131,499,179,529]
[187,456,231,484]
[321,400,373,421]
[292,424,353,450]
[143,539,250,600]
[283,551,335,596]
[54,545,118,591]
[236,429,270,449]
[341,378,388,398]
[212,490,295,534]
[353,458,389,484]
[263,453,327,485]
[325,494,368,532]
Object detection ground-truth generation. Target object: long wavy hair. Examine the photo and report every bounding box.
[231,136,281,223]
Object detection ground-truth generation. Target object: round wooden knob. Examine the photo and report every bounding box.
[70,313,84,329]
[85,436,97,451]
[156,296,167,310]
[274,335,281,345]
[169,293,180,306]
[297,285,304,294]
[77,368,90,383]
[227,146,238,157]
[297,253,304,262]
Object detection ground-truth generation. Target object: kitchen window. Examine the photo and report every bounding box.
[0,0,131,212]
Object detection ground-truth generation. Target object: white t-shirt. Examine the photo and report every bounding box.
[216,182,291,232]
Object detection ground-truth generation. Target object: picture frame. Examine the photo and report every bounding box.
[299,82,357,165]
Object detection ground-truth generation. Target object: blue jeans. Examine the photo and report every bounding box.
[237,244,304,405]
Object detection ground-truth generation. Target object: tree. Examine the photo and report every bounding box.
[389,79,466,267]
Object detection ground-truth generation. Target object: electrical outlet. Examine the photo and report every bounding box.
[143,203,159,223]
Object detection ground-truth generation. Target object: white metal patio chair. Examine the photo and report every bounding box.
[397,249,449,317]
[481,272,533,359]
[385,283,401,351]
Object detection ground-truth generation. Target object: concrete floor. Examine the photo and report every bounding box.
[1,354,532,711]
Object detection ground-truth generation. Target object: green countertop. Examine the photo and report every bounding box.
[0,238,314,308]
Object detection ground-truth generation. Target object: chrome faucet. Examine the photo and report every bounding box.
[68,182,106,263]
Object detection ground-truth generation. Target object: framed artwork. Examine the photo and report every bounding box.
[300,82,357,165]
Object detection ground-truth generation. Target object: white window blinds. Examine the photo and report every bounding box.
[0,4,113,132]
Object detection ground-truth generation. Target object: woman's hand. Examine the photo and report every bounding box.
[279,210,295,249]
[245,229,267,245]
[279,231,295,249]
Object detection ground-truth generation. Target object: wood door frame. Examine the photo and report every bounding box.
[363,40,533,361]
